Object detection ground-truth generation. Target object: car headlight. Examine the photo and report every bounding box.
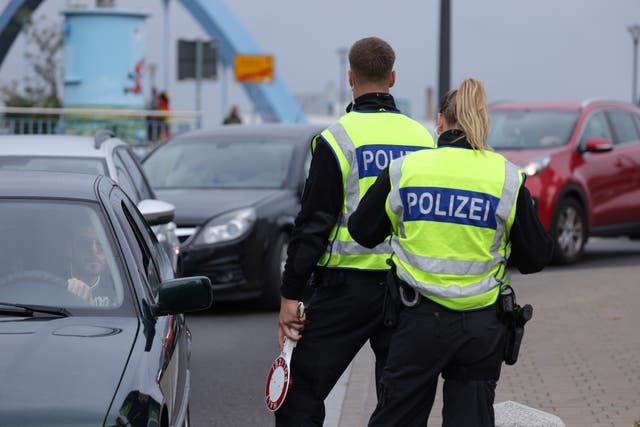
[193,208,256,245]
[522,155,551,177]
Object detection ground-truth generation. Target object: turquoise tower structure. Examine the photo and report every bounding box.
[62,8,148,108]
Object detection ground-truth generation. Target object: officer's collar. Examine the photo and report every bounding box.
[437,129,472,149]
[346,92,398,113]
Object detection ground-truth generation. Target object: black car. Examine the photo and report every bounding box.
[142,124,324,309]
[0,171,212,426]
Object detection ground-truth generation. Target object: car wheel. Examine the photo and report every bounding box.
[260,232,289,310]
[551,198,587,264]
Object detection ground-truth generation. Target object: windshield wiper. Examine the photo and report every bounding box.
[0,301,70,317]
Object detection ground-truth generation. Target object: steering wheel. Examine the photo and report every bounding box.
[0,270,95,306]
[0,270,67,288]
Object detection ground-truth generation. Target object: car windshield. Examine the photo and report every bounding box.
[0,156,107,175]
[144,139,295,189]
[0,200,129,313]
[488,110,579,149]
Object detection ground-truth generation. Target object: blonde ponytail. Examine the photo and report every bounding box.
[455,78,491,151]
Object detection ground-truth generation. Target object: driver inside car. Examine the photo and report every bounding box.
[66,222,116,307]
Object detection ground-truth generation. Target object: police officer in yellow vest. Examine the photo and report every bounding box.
[348,78,554,426]
[275,37,435,426]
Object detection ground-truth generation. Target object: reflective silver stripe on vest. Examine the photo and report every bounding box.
[388,157,407,238]
[327,122,361,215]
[326,122,392,257]
[388,156,521,277]
[390,238,499,275]
[395,261,500,298]
[331,239,391,255]
[489,161,521,256]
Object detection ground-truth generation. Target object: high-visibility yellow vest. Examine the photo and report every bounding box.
[386,146,523,310]
[316,110,435,271]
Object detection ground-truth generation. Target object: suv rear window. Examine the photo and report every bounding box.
[489,110,579,149]
[607,110,639,144]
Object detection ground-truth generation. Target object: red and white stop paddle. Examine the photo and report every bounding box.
[265,302,305,412]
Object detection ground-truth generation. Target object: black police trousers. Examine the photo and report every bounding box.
[368,297,506,427]
[275,269,391,427]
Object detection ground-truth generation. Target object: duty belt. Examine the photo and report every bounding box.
[313,268,387,287]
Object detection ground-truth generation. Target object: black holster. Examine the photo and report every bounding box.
[497,286,533,365]
[383,259,402,328]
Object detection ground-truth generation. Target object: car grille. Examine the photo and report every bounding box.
[176,227,196,244]
[186,253,248,288]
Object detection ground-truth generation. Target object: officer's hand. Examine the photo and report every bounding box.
[278,297,306,350]
[67,278,92,304]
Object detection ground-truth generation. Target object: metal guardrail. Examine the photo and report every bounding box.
[0,106,201,146]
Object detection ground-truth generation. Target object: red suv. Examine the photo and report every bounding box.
[489,100,640,264]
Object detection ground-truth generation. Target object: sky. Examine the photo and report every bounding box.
[1,0,639,128]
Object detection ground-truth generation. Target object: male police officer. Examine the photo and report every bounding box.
[275,37,435,426]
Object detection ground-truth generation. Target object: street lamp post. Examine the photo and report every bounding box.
[628,23,640,105]
[337,47,349,105]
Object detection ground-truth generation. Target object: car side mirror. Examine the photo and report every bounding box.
[583,137,613,153]
[138,199,175,226]
[153,276,212,316]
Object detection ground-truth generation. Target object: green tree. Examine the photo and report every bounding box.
[0,13,63,108]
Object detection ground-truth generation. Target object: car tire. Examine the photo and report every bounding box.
[551,197,587,264]
[260,232,289,311]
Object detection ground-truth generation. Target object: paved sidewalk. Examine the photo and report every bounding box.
[326,263,640,426]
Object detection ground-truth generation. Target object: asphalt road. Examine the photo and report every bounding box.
[185,237,640,426]
[186,302,277,427]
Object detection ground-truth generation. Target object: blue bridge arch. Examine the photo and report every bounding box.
[0,0,307,123]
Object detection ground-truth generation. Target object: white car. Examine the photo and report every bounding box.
[0,130,180,272]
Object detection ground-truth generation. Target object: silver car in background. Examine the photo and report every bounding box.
[0,130,181,272]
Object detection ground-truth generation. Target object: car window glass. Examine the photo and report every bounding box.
[633,114,640,136]
[607,110,639,144]
[113,152,141,203]
[580,112,613,146]
[0,200,128,312]
[488,110,579,149]
[144,140,295,189]
[123,197,173,283]
[122,203,162,298]
[111,191,161,301]
[0,156,107,175]
[117,148,153,200]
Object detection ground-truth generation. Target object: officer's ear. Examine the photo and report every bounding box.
[348,70,354,89]
[388,70,396,89]
[436,113,446,134]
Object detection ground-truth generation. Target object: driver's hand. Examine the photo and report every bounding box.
[67,278,92,303]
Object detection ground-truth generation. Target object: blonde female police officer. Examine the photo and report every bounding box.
[275,37,434,426]
[348,78,553,426]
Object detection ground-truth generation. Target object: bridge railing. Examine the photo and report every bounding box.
[0,106,201,148]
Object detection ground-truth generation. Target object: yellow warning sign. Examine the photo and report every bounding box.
[234,54,274,83]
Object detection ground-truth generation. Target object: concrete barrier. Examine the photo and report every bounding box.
[494,401,566,427]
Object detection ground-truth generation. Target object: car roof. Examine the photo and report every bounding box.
[0,170,104,200]
[168,123,325,146]
[0,134,125,157]
[490,101,583,111]
[489,99,638,112]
